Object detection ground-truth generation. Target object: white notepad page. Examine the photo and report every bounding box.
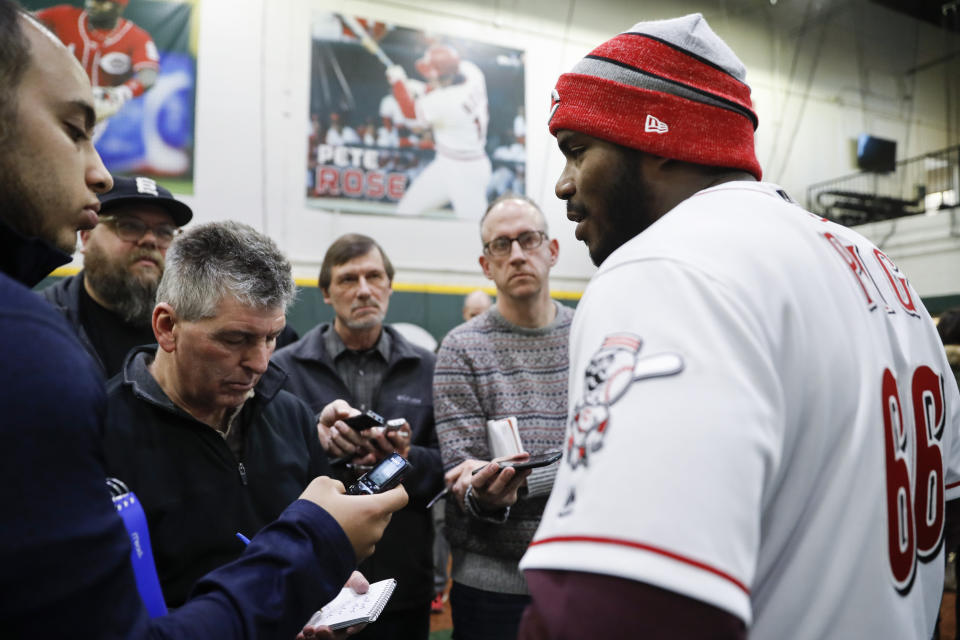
[306,578,397,631]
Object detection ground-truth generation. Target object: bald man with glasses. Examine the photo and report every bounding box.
[40,175,192,377]
[432,193,573,640]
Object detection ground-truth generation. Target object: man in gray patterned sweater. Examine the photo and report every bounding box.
[434,194,573,640]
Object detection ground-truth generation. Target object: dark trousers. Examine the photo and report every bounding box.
[450,581,531,640]
[350,605,430,640]
[432,501,450,594]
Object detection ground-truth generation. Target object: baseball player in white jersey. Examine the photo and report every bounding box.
[387,44,491,219]
[517,13,960,640]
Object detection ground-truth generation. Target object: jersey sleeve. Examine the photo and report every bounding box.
[521,258,785,625]
[520,569,747,639]
[127,25,160,72]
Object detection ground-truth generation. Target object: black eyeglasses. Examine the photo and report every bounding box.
[101,215,180,248]
[483,230,548,257]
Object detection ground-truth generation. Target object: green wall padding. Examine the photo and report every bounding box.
[34,275,578,345]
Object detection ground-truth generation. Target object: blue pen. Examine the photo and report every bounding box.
[236,532,251,546]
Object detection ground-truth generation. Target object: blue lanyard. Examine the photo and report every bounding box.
[109,479,168,618]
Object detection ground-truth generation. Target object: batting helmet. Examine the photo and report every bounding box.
[415,44,460,81]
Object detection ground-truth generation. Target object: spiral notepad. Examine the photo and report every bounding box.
[306,578,397,630]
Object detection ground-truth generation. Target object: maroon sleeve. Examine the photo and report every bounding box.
[519,569,747,640]
[945,498,960,554]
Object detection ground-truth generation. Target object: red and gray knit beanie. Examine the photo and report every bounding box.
[549,13,762,180]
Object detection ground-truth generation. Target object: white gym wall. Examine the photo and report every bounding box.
[107,0,960,299]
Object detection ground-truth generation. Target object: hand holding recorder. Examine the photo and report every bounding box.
[362,416,412,460]
[297,476,407,561]
[316,400,367,460]
[317,403,412,465]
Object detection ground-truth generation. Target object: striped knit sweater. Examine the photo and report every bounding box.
[434,302,573,594]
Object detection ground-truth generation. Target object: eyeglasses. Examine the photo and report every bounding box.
[483,230,547,257]
[101,215,180,248]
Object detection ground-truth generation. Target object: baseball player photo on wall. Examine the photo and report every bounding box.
[307,11,526,220]
[25,0,198,190]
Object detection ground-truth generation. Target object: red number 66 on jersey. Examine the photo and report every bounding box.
[882,365,946,594]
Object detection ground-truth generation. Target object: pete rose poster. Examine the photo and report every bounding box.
[307,12,526,220]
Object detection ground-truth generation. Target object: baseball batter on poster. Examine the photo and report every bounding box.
[387,44,491,219]
[307,12,525,220]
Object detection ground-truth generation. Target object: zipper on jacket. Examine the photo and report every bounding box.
[238,461,248,486]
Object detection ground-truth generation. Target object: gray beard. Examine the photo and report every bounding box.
[83,257,159,327]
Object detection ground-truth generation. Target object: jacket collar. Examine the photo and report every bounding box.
[120,345,290,414]
[289,322,424,369]
[323,322,393,364]
[0,216,72,287]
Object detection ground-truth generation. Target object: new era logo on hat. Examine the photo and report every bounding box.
[549,88,561,121]
[645,115,669,134]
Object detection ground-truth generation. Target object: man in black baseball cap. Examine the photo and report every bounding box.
[40,174,193,377]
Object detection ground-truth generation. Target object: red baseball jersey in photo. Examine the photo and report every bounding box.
[36,5,159,88]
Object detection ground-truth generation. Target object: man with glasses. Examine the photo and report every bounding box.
[432,194,573,640]
[40,174,190,377]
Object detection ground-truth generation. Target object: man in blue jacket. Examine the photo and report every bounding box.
[0,3,404,636]
[274,233,444,640]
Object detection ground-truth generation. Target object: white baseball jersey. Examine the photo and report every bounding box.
[414,60,488,160]
[520,182,960,638]
[395,61,491,218]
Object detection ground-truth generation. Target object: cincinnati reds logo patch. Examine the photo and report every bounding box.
[99,51,132,75]
[566,333,684,469]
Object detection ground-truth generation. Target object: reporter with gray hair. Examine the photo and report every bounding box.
[100,221,377,617]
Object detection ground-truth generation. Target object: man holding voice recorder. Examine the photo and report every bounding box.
[275,233,444,640]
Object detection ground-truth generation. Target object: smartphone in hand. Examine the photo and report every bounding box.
[472,450,563,475]
[343,410,386,431]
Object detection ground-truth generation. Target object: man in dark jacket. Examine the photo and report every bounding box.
[39,174,192,377]
[0,4,404,636]
[274,233,444,640]
[101,220,335,607]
